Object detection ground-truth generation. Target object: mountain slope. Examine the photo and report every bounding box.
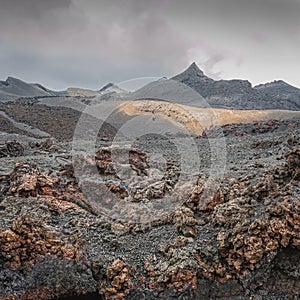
[118,99,300,135]
[254,80,300,110]
[128,77,207,107]
[0,77,57,101]
[172,63,300,110]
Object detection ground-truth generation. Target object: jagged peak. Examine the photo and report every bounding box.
[6,76,25,84]
[186,62,204,75]
[172,62,210,80]
[99,82,114,92]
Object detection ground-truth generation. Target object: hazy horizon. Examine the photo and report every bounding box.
[1,61,300,92]
[1,0,300,90]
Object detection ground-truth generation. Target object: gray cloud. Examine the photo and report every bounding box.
[0,0,72,19]
[0,0,86,44]
[0,0,299,90]
[203,54,225,79]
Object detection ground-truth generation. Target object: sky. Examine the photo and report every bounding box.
[0,0,300,91]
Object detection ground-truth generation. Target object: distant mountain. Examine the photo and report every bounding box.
[172,63,300,110]
[2,65,300,110]
[0,77,59,101]
[66,87,99,97]
[98,82,127,94]
[95,82,128,101]
[98,82,115,93]
[254,80,300,109]
[0,76,129,103]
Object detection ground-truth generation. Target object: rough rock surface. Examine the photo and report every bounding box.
[0,117,300,299]
[0,141,24,158]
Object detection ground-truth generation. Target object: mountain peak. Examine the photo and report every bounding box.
[171,62,212,83]
[99,82,114,92]
[6,76,24,84]
[186,62,204,75]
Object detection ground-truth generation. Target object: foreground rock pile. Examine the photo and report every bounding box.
[0,141,300,299]
[0,215,78,270]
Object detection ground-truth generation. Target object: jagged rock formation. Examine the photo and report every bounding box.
[0,119,300,299]
[172,63,300,110]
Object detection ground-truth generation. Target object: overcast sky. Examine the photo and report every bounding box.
[0,0,299,90]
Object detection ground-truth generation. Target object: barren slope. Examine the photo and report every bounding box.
[118,99,300,135]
